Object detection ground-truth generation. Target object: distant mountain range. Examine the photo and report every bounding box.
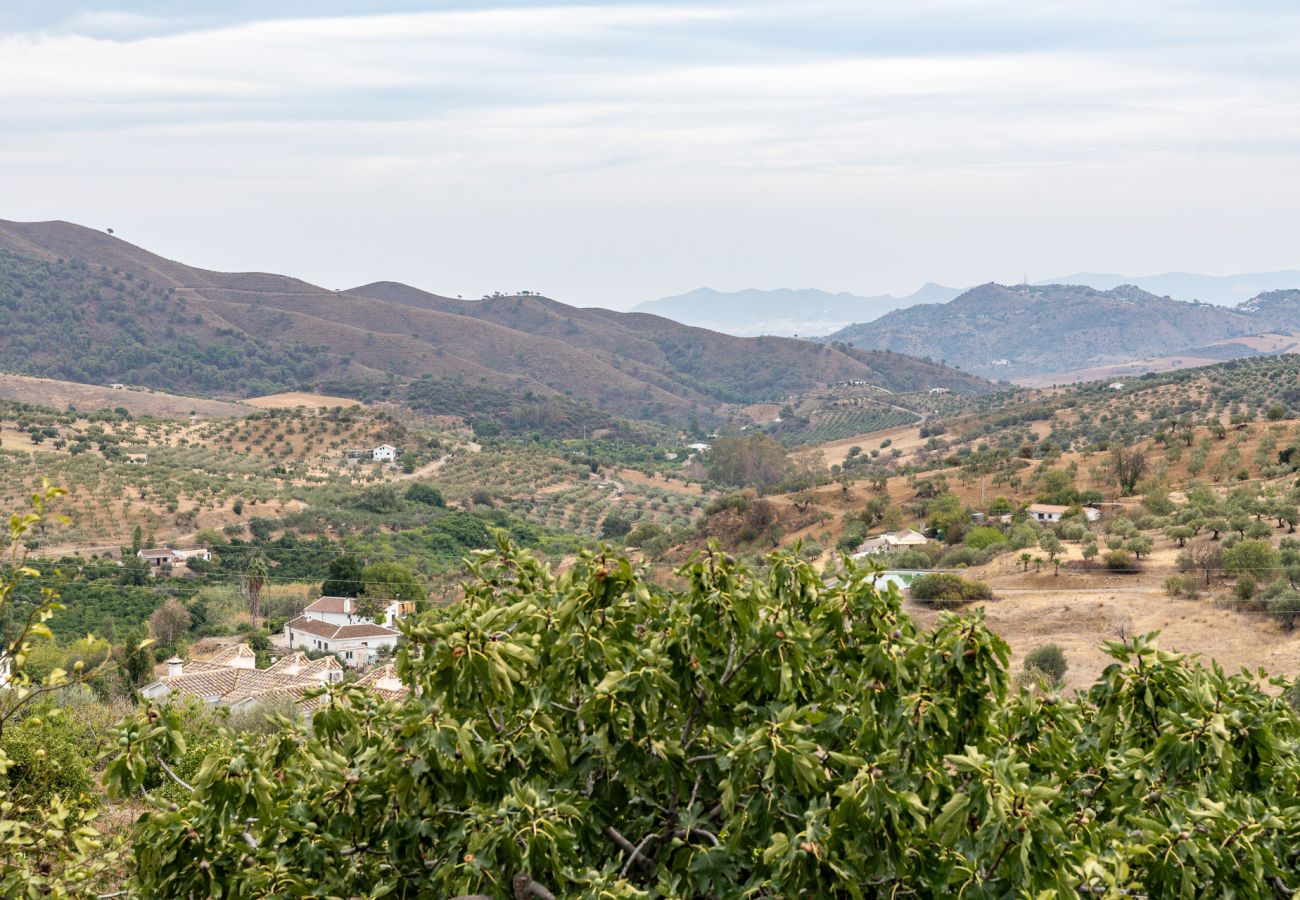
[0,219,993,437]
[636,271,1300,339]
[824,283,1300,380]
[1041,271,1300,306]
[630,284,962,337]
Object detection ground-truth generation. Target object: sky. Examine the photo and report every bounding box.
[3,1,1300,309]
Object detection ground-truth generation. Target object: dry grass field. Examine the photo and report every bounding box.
[246,392,367,410]
[0,372,252,418]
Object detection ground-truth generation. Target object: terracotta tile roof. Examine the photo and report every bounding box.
[305,596,356,615]
[285,616,399,641]
[139,548,175,559]
[153,667,320,705]
[265,652,343,680]
[356,663,407,700]
[204,644,258,667]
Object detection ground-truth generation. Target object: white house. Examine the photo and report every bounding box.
[301,595,412,628]
[283,617,400,668]
[137,548,177,570]
[1027,503,1101,523]
[372,444,399,462]
[137,547,210,570]
[852,529,930,557]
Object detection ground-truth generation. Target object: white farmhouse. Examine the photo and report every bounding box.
[282,618,399,668]
[300,595,412,627]
[851,529,930,558]
[137,547,210,571]
[1027,503,1100,523]
[281,595,410,668]
[372,444,399,462]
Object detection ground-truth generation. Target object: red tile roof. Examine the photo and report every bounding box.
[285,616,400,641]
[304,596,356,615]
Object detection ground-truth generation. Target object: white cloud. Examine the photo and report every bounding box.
[2,1,1299,307]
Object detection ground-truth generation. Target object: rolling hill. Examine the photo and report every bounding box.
[0,219,994,434]
[825,283,1300,379]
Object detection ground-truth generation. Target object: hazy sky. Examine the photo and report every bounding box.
[3,1,1300,309]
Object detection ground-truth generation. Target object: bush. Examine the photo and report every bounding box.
[1103,549,1136,571]
[1269,594,1300,631]
[1,715,97,809]
[1223,539,1281,580]
[936,546,981,569]
[963,526,1007,551]
[889,549,933,570]
[599,513,633,541]
[908,573,994,608]
[405,483,446,507]
[1235,575,1257,603]
[1163,574,1201,600]
[1023,644,1068,683]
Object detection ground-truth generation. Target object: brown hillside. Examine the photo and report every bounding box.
[0,219,994,431]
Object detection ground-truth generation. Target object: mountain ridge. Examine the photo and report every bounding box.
[823,282,1300,379]
[0,219,994,435]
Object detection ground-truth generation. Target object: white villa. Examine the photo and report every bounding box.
[282,595,408,668]
[1027,503,1101,524]
[372,444,399,462]
[851,529,930,558]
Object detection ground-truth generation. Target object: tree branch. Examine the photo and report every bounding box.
[511,872,557,900]
[153,752,193,793]
[607,826,655,877]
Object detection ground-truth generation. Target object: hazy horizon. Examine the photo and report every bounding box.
[4,1,1300,310]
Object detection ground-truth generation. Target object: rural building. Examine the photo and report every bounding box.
[1027,503,1101,523]
[302,595,413,627]
[137,547,211,570]
[125,454,149,465]
[282,594,409,667]
[372,444,398,462]
[852,529,929,557]
[137,548,179,570]
[282,617,400,668]
[139,644,342,710]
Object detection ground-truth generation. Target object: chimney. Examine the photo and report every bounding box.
[167,656,183,678]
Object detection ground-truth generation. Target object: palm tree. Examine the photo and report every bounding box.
[245,553,268,624]
[1019,552,1032,572]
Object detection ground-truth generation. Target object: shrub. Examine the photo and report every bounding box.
[1269,594,1300,631]
[936,546,981,569]
[1023,643,1068,683]
[0,715,97,810]
[405,483,446,507]
[1103,549,1135,571]
[1163,574,1200,600]
[908,573,994,608]
[963,526,1007,551]
[599,513,633,541]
